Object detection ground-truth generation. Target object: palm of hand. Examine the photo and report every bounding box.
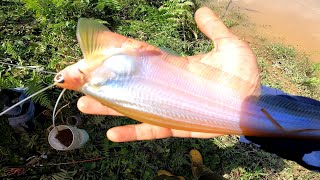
[190,36,260,96]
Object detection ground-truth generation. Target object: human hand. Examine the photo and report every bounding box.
[77,7,260,142]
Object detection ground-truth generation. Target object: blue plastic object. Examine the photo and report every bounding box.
[1,88,35,131]
[240,86,320,171]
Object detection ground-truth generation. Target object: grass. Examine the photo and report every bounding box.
[251,33,320,100]
[1,0,320,179]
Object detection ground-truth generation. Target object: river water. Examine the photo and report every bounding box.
[234,0,320,62]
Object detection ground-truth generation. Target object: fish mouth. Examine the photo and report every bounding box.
[54,72,64,83]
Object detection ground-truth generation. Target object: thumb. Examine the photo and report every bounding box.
[195,7,236,42]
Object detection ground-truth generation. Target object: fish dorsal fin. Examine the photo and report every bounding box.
[77,18,112,64]
[187,60,260,96]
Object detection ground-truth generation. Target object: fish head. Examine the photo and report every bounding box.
[54,18,135,91]
[54,48,141,90]
[54,59,88,91]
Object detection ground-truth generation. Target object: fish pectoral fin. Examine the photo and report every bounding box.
[77,18,141,69]
[77,18,120,63]
[77,18,110,62]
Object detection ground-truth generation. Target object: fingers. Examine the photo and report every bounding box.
[195,7,236,41]
[77,96,123,116]
[107,123,222,142]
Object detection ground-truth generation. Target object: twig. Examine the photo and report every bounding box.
[44,157,106,166]
[261,108,284,131]
[4,157,106,170]
[221,0,232,19]
[2,157,106,178]
[261,108,320,134]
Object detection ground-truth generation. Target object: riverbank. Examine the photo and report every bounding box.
[235,0,320,63]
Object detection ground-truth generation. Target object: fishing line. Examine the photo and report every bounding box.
[0,83,56,116]
[52,88,67,128]
[51,73,66,128]
[201,0,233,54]
[221,0,232,19]
[0,61,57,75]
